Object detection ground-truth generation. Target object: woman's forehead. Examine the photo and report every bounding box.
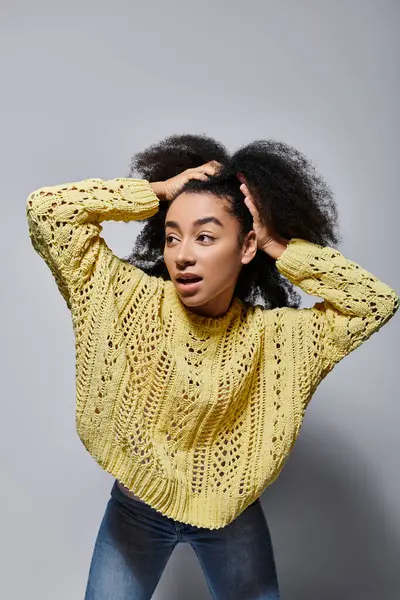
[166,192,229,225]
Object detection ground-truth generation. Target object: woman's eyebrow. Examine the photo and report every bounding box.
[164,216,224,231]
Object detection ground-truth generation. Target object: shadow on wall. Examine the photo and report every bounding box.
[262,409,400,600]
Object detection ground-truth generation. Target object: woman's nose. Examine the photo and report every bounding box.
[175,241,196,265]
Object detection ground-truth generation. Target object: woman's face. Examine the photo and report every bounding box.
[163,191,257,318]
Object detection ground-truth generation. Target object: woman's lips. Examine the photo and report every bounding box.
[176,278,203,293]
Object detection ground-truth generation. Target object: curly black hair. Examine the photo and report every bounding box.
[124,133,341,309]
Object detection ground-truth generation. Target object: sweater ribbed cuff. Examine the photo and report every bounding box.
[275,238,324,282]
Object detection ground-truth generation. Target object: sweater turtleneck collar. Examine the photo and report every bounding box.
[163,280,244,332]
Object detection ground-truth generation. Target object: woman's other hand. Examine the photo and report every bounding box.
[237,172,289,257]
[163,160,223,201]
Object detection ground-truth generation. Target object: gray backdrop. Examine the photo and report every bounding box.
[1,1,399,598]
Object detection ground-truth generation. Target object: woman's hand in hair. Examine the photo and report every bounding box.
[163,160,223,202]
[237,173,290,259]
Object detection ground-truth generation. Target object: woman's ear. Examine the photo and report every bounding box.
[241,230,258,265]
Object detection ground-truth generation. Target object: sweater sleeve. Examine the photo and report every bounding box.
[275,238,399,372]
[26,178,160,309]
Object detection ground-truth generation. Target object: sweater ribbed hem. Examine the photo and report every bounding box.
[78,430,263,530]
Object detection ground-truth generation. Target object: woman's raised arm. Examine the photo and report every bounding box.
[275,238,399,375]
[26,178,161,309]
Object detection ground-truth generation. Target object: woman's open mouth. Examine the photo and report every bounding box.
[176,276,203,293]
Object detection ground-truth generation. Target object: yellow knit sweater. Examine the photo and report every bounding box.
[26,177,399,529]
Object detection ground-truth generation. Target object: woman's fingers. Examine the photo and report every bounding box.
[243,195,261,223]
[164,161,222,200]
[240,183,257,208]
[239,182,266,232]
[192,173,210,181]
[199,160,223,176]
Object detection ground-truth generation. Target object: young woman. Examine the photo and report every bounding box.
[26,134,399,600]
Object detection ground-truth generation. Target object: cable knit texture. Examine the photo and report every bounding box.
[26,177,399,529]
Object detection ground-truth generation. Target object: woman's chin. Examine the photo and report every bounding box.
[178,294,204,306]
[176,289,210,309]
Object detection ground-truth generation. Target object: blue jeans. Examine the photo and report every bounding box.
[84,479,280,599]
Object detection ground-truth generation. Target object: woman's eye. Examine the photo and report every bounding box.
[165,234,215,244]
